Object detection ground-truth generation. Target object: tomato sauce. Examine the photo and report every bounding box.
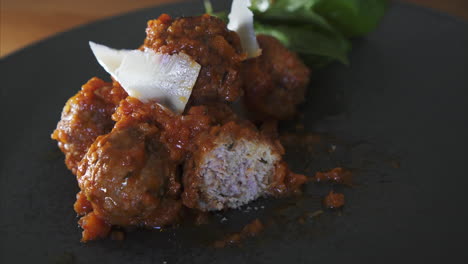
[213,219,264,248]
[53,13,314,243]
[313,167,353,186]
[323,191,345,209]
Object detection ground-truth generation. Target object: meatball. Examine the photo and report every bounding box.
[158,103,245,161]
[51,77,127,174]
[242,35,310,120]
[182,121,307,211]
[77,120,182,228]
[144,14,245,105]
[113,97,241,162]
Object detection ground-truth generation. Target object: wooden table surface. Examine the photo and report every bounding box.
[1,0,467,58]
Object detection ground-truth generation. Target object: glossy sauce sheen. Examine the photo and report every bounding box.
[60,93,308,241]
[51,78,127,174]
[52,14,311,242]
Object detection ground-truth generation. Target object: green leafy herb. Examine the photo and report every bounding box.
[205,0,388,68]
[250,0,388,67]
[314,0,389,37]
[254,23,350,65]
[203,0,228,22]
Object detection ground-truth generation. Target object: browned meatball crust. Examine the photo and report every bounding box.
[77,119,182,227]
[242,35,310,120]
[113,97,242,162]
[51,77,127,174]
[144,14,245,105]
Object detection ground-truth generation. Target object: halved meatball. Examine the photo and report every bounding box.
[51,77,127,174]
[77,120,182,229]
[113,97,241,162]
[242,35,310,120]
[182,121,307,211]
[144,14,245,105]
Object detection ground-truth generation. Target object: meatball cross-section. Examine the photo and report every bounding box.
[182,121,307,211]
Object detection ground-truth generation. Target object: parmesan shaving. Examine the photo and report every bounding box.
[89,42,201,113]
[227,0,262,58]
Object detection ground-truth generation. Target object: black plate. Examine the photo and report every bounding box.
[1,1,467,263]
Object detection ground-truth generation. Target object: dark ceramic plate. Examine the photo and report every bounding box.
[1,1,467,263]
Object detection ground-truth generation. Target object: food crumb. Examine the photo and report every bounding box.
[323,191,345,209]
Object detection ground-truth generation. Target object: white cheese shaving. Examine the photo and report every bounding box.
[89,41,201,113]
[227,0,261,58]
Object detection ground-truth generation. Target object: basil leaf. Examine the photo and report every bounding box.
[315,0,389,37]
[203,0,228,22]
[254,23,350,65]
[204,0,387,68]
[252,4,337,33]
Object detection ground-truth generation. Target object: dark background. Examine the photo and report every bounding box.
[1,0,467,263]
[1,0,468,57]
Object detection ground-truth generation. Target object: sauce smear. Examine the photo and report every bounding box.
[213,219,264,248]
[313,167,353,186]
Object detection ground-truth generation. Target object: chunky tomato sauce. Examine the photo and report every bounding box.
[144,14,245,105]
[52,13,314,242]
[51,78,127,174]
[323,191,345,209]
